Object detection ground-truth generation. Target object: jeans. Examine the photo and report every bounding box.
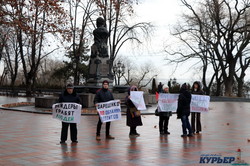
[180,115,192,135]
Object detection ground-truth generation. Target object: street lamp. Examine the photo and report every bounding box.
[113,61,125,85]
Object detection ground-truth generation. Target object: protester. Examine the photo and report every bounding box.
[125,86,143,137]
[191,81,204,134]
[94,80,115,141]
[58,83,81,144]
[158,85,172,135]
[177,83,193,137]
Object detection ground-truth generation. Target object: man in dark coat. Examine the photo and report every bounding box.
[58,83,81,144]
[177,83,193,137]
[191,81,204,134]
[94,80,115,141]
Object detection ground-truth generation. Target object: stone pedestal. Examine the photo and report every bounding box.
[87,56,113,88]
[35,97,58,108]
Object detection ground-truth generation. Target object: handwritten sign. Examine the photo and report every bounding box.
[158,93,179,112]
[130,91,146,110]
[52,103,82,123]
[191,94,210,113]
[96,100,121,123]
[157,94,210,113]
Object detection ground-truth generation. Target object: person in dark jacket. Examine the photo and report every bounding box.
[158,85,172,135]
[158,82,164,93]
[94,80,115,141]
[125,86,143,137]
[191,81,204,134]
[58,83,81,144]
[177,83,193,137]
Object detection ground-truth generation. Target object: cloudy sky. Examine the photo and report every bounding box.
[118,0,202,84]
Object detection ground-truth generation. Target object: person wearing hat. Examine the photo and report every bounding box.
[158,85,172,135]
[58,83,81,144]
[177,83,193,137]
[94,80,115,141]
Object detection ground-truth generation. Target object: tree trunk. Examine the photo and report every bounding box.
[237,79,244,97]
[224,78,234,96]
[26,79,32,97]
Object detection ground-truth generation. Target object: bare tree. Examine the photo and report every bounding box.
[3,29,20,90]
[2,0,69,96]
[94,0,153,71]
[166,0,250,96]
[135,63,157,89]
[66,0,95,85]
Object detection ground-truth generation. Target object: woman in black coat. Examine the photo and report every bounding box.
[177,83,193,137]
[125,86,143,137]
[58,84,81,144]
[191,81,204,134]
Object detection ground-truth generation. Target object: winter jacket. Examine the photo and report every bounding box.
[191,81,204,95]
[58,90,81,104]
[125,96,143,127]
[177,89,192,118]
[94,88,114,104]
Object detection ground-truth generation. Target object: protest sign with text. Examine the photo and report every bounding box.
[96,100,121,123]
[158,93,179,112]
[130,91,146,110]
[191,94,210,113]
[52,103,82,123]
[157,94,210,113]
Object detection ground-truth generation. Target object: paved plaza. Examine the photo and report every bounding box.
[0,99,250,165]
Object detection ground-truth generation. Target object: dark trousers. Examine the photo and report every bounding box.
[159,116,169,133]
[129,126,137,135]
[191,112,201,133]
[181,115,192,135]
[61,122,77,142]
[96,117,111,136]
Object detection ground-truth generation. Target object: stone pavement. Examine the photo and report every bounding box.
[1,101,250,165]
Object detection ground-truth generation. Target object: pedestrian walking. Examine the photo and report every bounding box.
[125,86,143,137]
[158,85,172,135]
[177,83,193,137]
[191,81,204,134]
[94,80,115,141]
[58,83,81,144]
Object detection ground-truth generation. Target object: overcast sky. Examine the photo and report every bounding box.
[118,0,201,84]
[0,0,229,85]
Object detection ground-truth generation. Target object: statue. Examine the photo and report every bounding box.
[91,17,109,58]
[87,17,113,89]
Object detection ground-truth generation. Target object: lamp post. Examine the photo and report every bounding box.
[113,61,125,85]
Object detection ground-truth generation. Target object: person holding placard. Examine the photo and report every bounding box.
[94,80,115,141]
[191,81,204,134]
[125,86,143,137]
[58,84,81,144]
[158,85,172,135]
[177,83,193,137]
